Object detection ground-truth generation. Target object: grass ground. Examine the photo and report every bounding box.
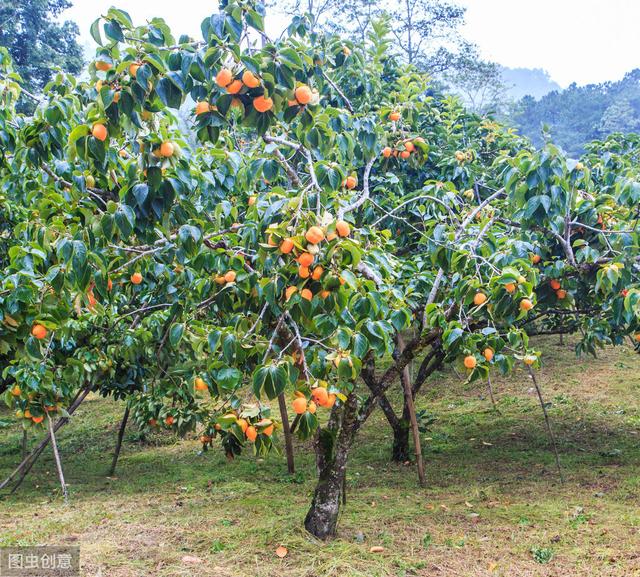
[1,335,639,577]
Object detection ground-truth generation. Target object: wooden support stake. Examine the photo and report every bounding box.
[2,386,90,494]
[527,366,564,483]
[47,412,68,502]
[487,373,498,411]
[108,405,130,476]
[21,430,27,461]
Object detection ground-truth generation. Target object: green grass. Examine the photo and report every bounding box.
[1,335,640,576]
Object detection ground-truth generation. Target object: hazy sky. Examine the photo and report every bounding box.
[62,0,640,88]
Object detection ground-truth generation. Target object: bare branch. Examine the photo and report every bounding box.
[338,157,376,219]
[321,69,354,113]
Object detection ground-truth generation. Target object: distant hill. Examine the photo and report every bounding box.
[507,69,640,156]
[500,67,561,100]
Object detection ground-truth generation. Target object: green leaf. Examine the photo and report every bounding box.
[352,333,369,359]
[90,19,103,46]
[169,323,184,347]
[208,330,221,353]
[104,20,124,43]
[156,77,183,109]
[252,363,287,400]
[114,204,135,238]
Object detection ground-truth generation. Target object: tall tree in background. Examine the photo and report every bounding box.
[388,0,464,67]
[276,0,505,114]
[278,0,465,70]
[439,42,508,114]
[0,0,83,107]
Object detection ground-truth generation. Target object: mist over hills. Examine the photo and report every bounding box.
[505,68,640,156]
[501,66,561,100]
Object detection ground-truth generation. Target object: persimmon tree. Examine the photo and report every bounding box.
[2,2,640,541]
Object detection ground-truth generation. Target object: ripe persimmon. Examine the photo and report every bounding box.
[311,386,329,406]
[483,348,494,362]
[295,85,312,105]
[298,252,314,267]
[305,226,325,244]
[95,60,112,72]
[259,419,274,436]
[285,286,298,301]
[280,238,294,254]
[311,266,323,280]
[245,426,257,442]
[242,70,260,88]
[31,324,47,340]
[298,265,310,279]
[301,288,313,301]
[253,95,273,113]
[473,292,487,306]
[131,272,143,285]
[226,79,243,94]
[307,400,317,414]
[520,298,533,311]
[389,111,400,121]
[165,415,175,426]
[92,123,108,142]
[463,355,477,369]
[32,416,44,424]
[216,68,233,87]
[195,101,211,115]
[400,150,410,159]
[504,283,516,293]
[11,385,21,396]
[129,62,140,77]
[195,377,208,391]
[382,147,392,158]
[550,279,561,290]
[336,220,350,237]
[404,141,415,153]
[160,141,174,157]
[224,271,236,283]
[345,175,357,189]
[292,397,307,414]
[556,289,567,299]
[530,254,541,264]
[237,418,249,433]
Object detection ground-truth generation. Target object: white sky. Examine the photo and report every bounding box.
[62,0,640,88]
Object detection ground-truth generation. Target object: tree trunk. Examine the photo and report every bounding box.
[391,420,411,462]
[304,393,358,540]
[378,393,411,462]
[304,456,349,539]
